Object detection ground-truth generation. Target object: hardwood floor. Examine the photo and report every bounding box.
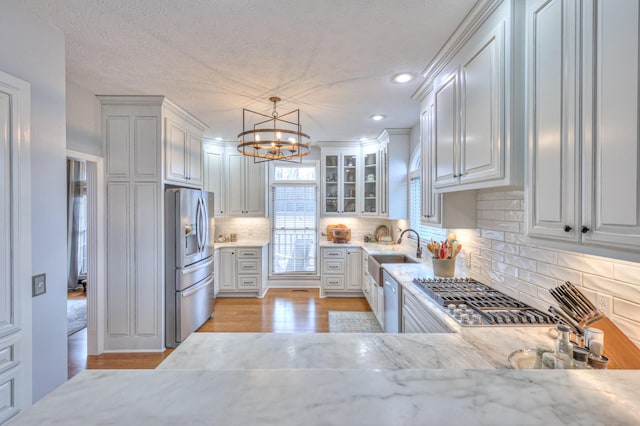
[68,288,370,378]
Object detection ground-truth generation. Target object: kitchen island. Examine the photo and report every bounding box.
[11,244,640,425]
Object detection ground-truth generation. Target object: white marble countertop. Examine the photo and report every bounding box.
[10,369,640,425]
[214,240,269,248]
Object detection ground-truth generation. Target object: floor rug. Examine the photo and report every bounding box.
[328,311,383,333]
[67,298,87,336]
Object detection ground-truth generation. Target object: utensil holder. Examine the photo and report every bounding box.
[432,258,455,277]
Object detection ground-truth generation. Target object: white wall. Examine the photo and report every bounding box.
[0,2,68,402]
[66,81,101,156]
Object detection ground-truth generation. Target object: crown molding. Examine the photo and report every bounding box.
[411,0,504,101]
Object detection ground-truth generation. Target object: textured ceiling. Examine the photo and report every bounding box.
[18,0,476,141]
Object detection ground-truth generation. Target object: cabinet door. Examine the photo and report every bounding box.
[244,159,266,216]
[345,250,362,291]
[433,73,458,188]
[322,153,340,215]
[165,118,188,183]
[420,98,442,226]
[460,22,504,184]
[526,0,579,241]
[342,153,358,215]
[582,0,640,249]
[225,154,245,216]
[362,150,380,216]
[187,133,203,185]
[204,150,225,217]
[219,249,236,290]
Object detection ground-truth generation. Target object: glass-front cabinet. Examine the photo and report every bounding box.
[362,144,381,216]
[321,149,360,216]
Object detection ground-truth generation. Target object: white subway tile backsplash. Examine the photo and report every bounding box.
[519,246,559,264]
[481,191,507,201]
[505,210,525,222]
[557,252,613,278]
[613,263,640,286]
[517,269,557,289]
[536,262,582,284]
[583,274,640,304]
[503,253,537,272]
[480,229,504,241]
[492,241,519,255]
[492,199,523,211]
[479,209,506,221]
[504,232,530,245]
[505,190,525,199]
[492,261,517,278]
[613,298,640,323]
[504,275,538,297]
[479,248,505,262]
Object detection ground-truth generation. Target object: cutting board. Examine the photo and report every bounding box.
[327,224,348,241]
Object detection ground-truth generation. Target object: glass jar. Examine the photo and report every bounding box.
[572,347,591,369]
[554,325,574,369]
[533,344,553,369]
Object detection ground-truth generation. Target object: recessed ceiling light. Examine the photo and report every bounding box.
[370,115,385,121]
[214,137,223,141]
[359,137,369,142]
[392,73,415,84]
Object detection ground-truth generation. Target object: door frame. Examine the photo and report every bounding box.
[66,150,105,355]
[1,70,32,412]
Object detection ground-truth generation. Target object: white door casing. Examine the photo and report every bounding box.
[0,70,32,418]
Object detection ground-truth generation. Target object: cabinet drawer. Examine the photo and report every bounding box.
[237,248,260,258]
[237,276,259,290]
[237,259,259,273]
[322,259,345,274]
[0,335,18,376]
[322,248,345,259]
[323,275,345,290]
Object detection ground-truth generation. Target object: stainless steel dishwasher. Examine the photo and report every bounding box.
[383,270,400,333]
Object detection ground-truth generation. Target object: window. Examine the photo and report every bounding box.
[270,163,318,275]
[408,148,447,243]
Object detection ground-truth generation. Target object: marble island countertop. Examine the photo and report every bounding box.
[11,368,640,425]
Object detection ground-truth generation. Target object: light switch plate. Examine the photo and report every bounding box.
[32,273,46,297]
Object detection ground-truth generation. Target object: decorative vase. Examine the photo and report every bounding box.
[432,258,456,277]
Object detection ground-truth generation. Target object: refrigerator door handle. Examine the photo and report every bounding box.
[196,197,204,252]
[201,196,209,252]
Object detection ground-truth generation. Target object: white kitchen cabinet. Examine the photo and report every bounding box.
[320,247,362,296]
[345,249,363,292]
[401,289,450,333]
[99,96,206,351]
[414,0,523,193]
[203,141,225,217]
[217,245,267,297]
[361,144,381,216]
[225,152,267,217]
[213,249,220,297]
[164,106,205,187]
[525,0,640,256]
[420,91,477,228]
[378,130,409,219]
[321,148,360,216]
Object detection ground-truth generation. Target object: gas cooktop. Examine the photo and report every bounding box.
[412,277,554,327]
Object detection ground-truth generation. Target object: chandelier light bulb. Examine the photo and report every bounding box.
[255,134,260,142]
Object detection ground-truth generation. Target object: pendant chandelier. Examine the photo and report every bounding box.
[237,96,312,163]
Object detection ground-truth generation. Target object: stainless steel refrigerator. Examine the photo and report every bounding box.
[165,188,215,347]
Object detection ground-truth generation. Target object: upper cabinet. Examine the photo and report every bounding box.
[361,144,381,216]
[203,141,225,217]
[321,148,360,216]
[526,0,640,256]
[164,104,206,187]
[225,151,267,217]
[414,0,524,193]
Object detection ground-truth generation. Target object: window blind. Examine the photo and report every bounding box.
[271,185,317,274]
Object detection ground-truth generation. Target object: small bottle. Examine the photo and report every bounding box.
[554,325,574,369]
[541,352,555,369]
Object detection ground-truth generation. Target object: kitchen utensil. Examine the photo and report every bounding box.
[374,225,390,243]
[549,282,604,325]
[548,306,584,335]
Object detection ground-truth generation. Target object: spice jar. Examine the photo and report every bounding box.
[572,347,591,369]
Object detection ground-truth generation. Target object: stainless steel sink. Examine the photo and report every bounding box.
[367,254,418,286]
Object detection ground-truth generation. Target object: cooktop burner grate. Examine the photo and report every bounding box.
[412,277,554,326]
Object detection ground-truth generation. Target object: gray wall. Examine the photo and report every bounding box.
[66,81,102,156]
[0,2,68,402]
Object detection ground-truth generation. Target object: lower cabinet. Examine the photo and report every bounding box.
[320,247,362,296]
[217,245,267,297]
[401,290,451,333]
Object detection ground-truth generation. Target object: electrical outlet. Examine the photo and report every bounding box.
[32,273,46,297]
[596,293,613,315]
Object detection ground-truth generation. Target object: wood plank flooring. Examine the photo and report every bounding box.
[68,288,370,378]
